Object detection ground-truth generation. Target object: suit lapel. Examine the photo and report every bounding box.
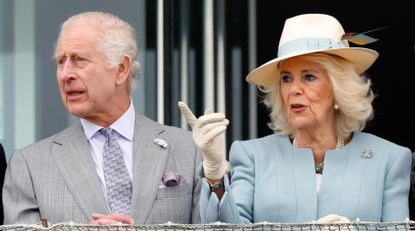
[130,114,169,223]
[52,121,109,219]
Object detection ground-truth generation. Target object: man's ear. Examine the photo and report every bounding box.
[115,55,131,85]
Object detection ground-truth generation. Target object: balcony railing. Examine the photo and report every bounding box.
[0,220,414,231]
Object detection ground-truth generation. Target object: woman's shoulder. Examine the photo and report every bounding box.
[229,134,290,162]
[235,133,286,144]
[353,131,410,153]
[230,133,290,152]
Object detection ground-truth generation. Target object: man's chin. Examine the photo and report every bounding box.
[66,107,89,118]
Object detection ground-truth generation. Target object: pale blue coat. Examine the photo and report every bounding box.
[199,132,411,223]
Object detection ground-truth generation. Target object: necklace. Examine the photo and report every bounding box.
[292,135,345,174]
[315,162,324,174]
[292,135,345,149]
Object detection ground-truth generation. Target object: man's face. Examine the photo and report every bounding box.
[54,23,121,123]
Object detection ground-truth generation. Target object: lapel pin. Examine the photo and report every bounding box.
[154,138,168,148]
[361,149,374,159]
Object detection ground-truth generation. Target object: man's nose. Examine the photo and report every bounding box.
[57,61,76,81]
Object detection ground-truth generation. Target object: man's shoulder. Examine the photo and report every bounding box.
[14,120,81,156]
[160,123,191,135]
[136,113,192,137]
[155,123,193,144]
[13,134,58,159]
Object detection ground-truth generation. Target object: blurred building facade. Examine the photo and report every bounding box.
[1,0,413,161]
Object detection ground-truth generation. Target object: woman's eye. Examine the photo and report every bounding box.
[281,75,292,83]
[304,74,316,81]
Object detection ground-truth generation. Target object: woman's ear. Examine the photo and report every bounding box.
[115,55,131,85]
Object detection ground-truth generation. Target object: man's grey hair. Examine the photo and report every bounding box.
[55,11,140,93]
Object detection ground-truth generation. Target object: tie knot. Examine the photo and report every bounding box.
[100,127,113,138]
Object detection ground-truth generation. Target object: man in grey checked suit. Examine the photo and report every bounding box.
[2,11,201,225]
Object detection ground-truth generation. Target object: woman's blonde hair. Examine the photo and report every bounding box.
[261,53,374,137]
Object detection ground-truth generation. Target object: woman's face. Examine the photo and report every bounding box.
[279,56,336,131]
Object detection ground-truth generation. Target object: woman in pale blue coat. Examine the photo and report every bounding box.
[179,13,411,224]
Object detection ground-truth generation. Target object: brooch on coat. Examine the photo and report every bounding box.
[361,149,374,159]
[154,138,168,148]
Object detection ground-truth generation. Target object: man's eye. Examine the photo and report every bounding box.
[57,58,66,66]
[74,57,86,62]
[73,57,88,66]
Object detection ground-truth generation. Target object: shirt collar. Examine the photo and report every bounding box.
[81,99,136,141]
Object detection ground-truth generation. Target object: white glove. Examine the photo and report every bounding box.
[317,214,351,223]
[317,214,356,231]
[178,101,229,180]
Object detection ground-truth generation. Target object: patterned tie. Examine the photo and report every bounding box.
[100,127,132,215]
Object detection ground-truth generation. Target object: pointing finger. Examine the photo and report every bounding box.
[178,101,197,127]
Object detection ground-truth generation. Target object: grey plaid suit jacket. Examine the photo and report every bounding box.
[2,113,201,225]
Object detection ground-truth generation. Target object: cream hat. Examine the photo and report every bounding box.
[246,13,379,87]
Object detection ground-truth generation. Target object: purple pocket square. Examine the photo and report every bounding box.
[161,171,186,187]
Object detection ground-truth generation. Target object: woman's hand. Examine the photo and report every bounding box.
[178,101,229,180]
[317,214,356,231]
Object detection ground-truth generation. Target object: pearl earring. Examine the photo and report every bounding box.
[334,104,339,110]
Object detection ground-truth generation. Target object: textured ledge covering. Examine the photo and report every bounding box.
[0,220,414,231]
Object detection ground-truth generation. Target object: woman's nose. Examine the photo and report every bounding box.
[290,79,303,95]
